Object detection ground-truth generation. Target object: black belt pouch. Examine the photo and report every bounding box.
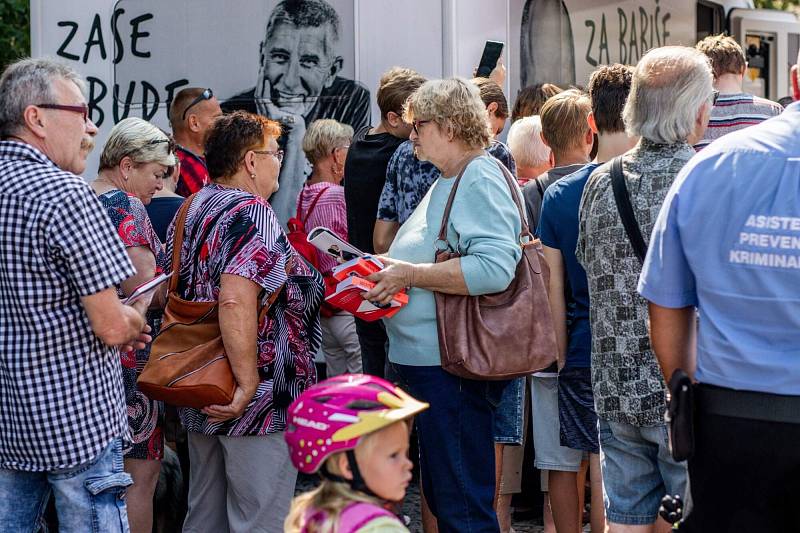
[666,369,694,462]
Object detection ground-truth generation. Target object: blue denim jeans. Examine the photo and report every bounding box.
[598,419,687,525]
[0,437,132,533]
[494,377,525,445]
[392,363,505,533]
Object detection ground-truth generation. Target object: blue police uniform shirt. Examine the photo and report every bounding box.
[537,163,598,368]
[638,102,800,395]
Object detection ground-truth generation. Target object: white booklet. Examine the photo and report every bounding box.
[123,272,172,305]
[307,226,364,262]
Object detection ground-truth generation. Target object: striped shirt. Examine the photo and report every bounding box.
[296,181,348,276]
[0,141,134,471]
[694,92,783,151]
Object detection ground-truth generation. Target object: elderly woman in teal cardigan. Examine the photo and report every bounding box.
[365,77,522,533]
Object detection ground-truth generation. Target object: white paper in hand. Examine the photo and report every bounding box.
[307,226,364,262]
[123,272,172,305]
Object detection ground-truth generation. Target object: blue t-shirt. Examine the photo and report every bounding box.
[145,195,184,243]
[638,102,800,395]
[537,163,598,368]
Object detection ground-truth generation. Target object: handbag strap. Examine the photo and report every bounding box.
[610,156,647,263]
[437,154,532,249]
[299,186,329,226]
[493,160,534,243]
[168,194,196,293]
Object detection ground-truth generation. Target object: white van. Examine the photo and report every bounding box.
[29,0,800,219]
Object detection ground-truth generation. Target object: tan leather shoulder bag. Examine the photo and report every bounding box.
[138,195,282,408]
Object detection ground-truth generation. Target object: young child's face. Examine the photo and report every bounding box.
[357,422,413,502]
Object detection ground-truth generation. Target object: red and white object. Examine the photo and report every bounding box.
[325,276,408,321]
[331,256,384,282]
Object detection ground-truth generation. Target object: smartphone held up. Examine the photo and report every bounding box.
[476,40,505,78]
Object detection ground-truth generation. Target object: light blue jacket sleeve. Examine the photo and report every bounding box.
[449,158,523,295]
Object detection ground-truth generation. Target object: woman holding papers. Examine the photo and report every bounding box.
[296,119,362,377]
[92,118,177,533]
[364,78,523,532]
[166,111,324,530]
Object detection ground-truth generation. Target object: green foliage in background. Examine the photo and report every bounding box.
[0,0,31,70]
[754,0,800,10]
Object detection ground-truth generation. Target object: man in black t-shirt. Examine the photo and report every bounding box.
[343,67,426,378]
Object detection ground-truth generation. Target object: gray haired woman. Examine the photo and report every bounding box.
[365,78,523,532]
[91,117,176,533]
[297,119,359,377]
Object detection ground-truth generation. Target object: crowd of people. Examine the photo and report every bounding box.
[1,29,799,533]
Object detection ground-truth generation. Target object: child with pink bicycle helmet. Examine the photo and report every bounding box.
[283,374,428,533]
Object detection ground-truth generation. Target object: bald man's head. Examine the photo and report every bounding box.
[170,87,222,148]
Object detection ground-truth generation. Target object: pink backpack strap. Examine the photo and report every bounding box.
[337,501,400,533]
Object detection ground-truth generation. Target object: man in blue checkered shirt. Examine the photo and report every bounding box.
[0,58,151,532]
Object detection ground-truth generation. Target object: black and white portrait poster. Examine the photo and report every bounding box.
[33,0,368,224]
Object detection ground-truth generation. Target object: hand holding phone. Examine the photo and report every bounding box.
[476,40,505,78]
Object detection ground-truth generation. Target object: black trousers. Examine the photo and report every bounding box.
[679,411,800,532]
[354,317,388,378]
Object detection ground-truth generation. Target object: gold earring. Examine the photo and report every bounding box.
[250,173,257,179]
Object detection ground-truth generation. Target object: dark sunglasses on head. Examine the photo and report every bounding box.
[181,88,213,120]
[146,137,176,154]
[36,103,89,123]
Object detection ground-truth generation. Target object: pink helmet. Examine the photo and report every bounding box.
[285,374,428,474]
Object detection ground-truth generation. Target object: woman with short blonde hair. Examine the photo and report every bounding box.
[91,117,177,533]
[302,118,353,165]
[366,77,524,531]
[297,119,360,378]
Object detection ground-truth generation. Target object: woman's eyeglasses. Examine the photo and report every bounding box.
[36,103,89,123]
[412,120,431,135]
[251,149,284,164]
[181,88,213,120]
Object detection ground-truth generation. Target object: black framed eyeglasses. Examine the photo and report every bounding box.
[36,103,89,123]
[711,90,720,106]
[412,120,431,135]
[251,149,284,164]
[181,88,213,120]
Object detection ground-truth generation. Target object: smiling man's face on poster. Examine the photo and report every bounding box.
[258,19,343,116]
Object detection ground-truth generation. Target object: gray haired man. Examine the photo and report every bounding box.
[0,57,150,532]
[576,46,714,532]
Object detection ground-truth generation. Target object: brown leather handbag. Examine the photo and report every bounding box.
[138,195,282,409]
[434,157,557,380]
